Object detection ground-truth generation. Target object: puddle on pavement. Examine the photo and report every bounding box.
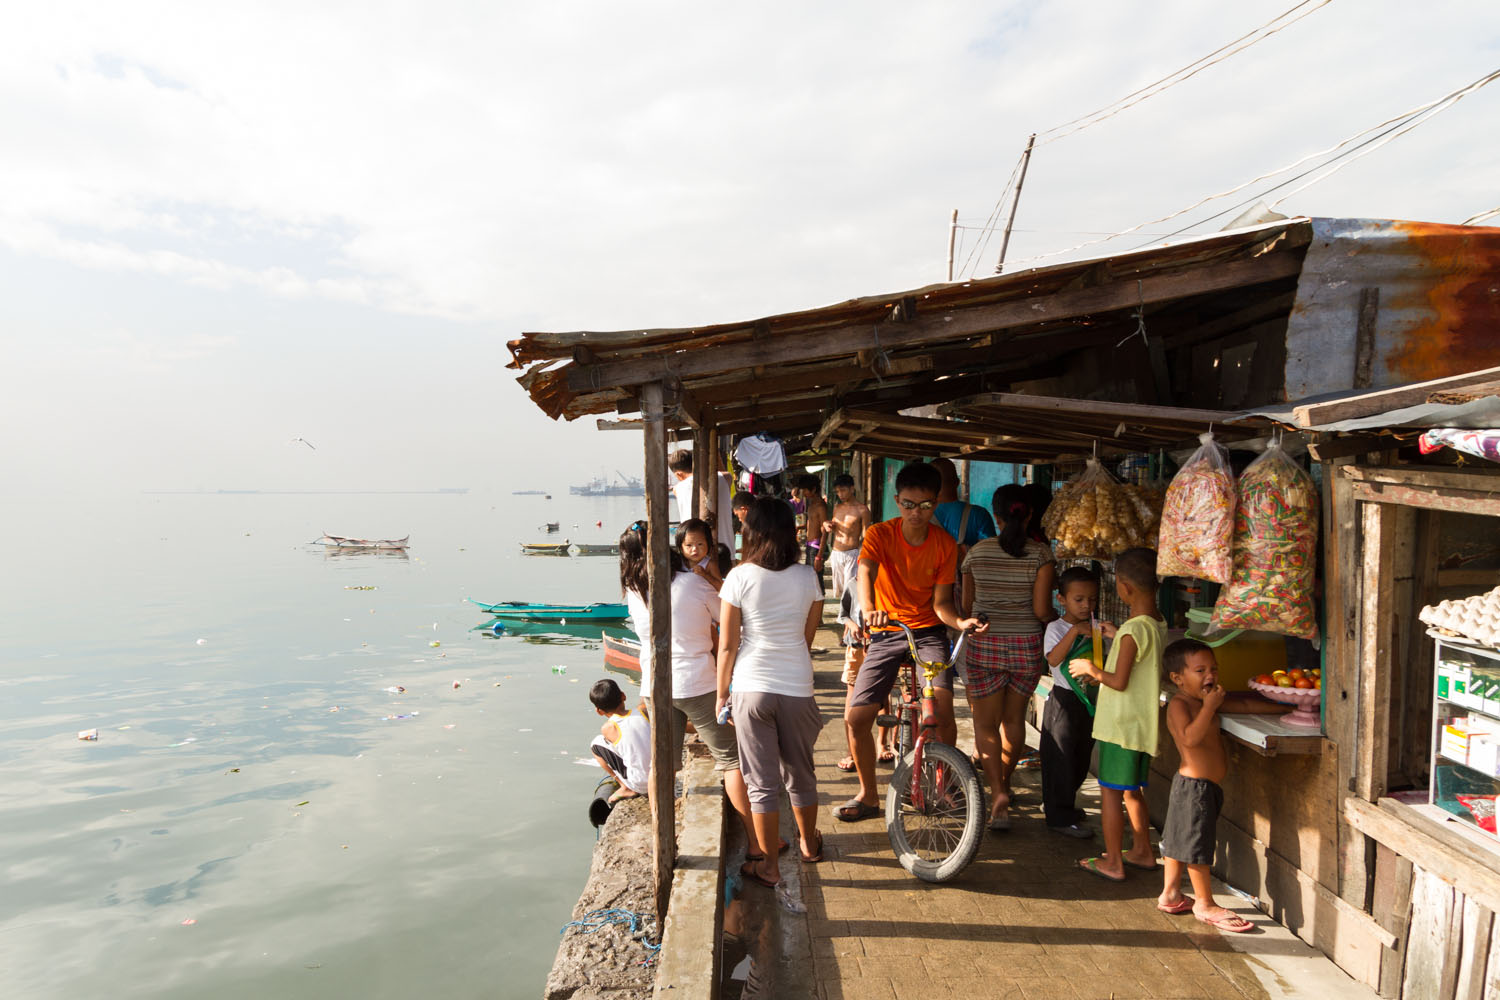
[720,803,816,1000]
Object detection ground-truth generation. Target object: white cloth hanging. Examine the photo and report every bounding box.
[735,435,788,475]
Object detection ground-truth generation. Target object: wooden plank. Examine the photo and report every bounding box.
[1454,899,1494,1000]
[691,425,710,521]
[1350,480,1500,518]
[1294,366,1500,428]
[1403,868,1456,1000]
[1438,569,1500,588]
[567,252,1306,391]
[1430,378,1500,405]
[640,382,676,924]
[1307,434,1396,462]
[1357,501,1395,803]
[943,390,1253,428]
[1346,797,1500,915]
[1343,465,1500,493]
[1375,845,1416,999]
[1488,918,1500,1000]
[1353,287,1381,389]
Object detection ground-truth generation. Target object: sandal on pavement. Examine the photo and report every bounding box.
[835,757,856,772]
[835,798,881,823]
[878,748,896,764]
[738,863,780,890]
[988,812,1011,832]
[1078,857,1126,883]
[1157,897,1195,915]
[1196,909,1255,933]
[800,831,825,863]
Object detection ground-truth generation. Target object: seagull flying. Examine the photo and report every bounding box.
[290,437,316,450]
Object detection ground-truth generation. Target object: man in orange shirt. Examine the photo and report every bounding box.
[837,461,988,823]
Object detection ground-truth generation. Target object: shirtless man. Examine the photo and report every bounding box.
[1156,639,1287,932]
[820,474,870,607]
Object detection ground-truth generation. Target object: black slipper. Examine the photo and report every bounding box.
[835,798,881,822]
[800,831,825,863]
[743,840,791,863]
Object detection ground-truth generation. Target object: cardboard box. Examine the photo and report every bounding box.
[1443,719,1496,765]
[1471,734,1500,778]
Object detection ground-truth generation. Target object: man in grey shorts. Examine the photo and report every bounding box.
[837,461,988,824]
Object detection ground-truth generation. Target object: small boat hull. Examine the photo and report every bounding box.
[318,533,409,549]
[520,541,571,555]
[468,599,630,622]
[603,632,641,675]
[572,543,619,556]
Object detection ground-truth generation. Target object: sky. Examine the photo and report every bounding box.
[2,0,1497,493]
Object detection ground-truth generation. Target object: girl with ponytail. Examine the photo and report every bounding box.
[959,484,1057,830]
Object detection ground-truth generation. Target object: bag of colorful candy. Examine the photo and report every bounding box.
[1211,439,1319,639]
[1156,432,1236,582]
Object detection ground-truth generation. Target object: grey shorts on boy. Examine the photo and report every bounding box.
[1159,773,1224,866]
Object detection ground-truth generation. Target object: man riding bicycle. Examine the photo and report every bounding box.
[838,461,988,824]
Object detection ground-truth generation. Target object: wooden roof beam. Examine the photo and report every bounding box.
[566,251,1304,391]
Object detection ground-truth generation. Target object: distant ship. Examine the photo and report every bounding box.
[511,490,549,495]
[570,471,645,497]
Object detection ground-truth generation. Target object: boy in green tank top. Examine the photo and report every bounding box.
[1069,547,1166,882]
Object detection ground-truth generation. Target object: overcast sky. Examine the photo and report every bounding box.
[2,1,1496,493]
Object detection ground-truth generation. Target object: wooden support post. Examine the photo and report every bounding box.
[1325,456,1368,907]
[1357,499,1394,805]
[640,382,676,924]
[692,424,710,522]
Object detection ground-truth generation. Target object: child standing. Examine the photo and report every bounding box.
[1040,567,1114,838]
[1157,638,1287,931]
[1068,547,1165,881]
[588,679,652,803]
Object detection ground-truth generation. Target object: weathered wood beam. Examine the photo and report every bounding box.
[1292,366,1500,428]
[942,391,1252,428]
[567,252,1304,391]
[640,383,676,923]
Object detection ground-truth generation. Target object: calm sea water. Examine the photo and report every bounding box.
[0,490,647,999]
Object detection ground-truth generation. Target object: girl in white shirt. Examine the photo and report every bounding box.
[715,497,826,888]
[619,521,769,858]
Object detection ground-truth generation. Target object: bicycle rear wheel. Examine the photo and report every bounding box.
[885,741,985,883]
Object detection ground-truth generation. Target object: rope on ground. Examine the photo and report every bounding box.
[559,907,662,961]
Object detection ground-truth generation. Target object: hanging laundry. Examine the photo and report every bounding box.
[735,433,788,475]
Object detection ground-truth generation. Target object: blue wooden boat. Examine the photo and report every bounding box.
[467,598,629,622]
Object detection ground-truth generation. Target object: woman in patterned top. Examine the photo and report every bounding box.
[960,483,1057,831]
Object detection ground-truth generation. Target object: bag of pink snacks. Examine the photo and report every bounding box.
[1156,432,1236,583]
[1211,439,1319,639]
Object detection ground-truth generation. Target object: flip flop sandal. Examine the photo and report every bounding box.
[743,840,791,863]
[877,748,896,763]
[800,831,825,864]
[835,798,881,823]
[1157,897,1195,915]
[738,863,780,889]
[835,757,857,772]
[1123,858,1159,871]
[1078,857,1126,883]
[1196,910,1255,933]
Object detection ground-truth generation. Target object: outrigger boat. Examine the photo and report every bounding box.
[318,533,410,549]
[571,543,619,556]
[467,599,630,622]
[520,541,571,555]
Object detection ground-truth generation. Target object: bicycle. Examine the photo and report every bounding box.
[877,619,986,883]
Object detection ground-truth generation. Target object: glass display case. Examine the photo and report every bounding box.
[1430,631,1500,839]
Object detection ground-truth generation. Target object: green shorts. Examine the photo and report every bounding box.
[1097,740,1151,791]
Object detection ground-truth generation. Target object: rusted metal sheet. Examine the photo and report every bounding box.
[1284,218,1500,399]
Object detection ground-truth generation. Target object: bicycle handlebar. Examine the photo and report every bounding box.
[885,617,987,671]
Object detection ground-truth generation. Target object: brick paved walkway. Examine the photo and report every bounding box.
[794,626,1371,1000]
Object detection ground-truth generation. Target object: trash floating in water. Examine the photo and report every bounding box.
[383,686,406,694]
[295,800,310,806]
[493,682,502,687]
[519,728,533,733]
[432,623,438,631]
[443,724,456,730]
[329,706,340,713]
[195,638,208,646]
[777,886,807,914]
[345,585,377,591]
[384,711,420,720]
[78,729,99,741]
[551,665,568,674]
[226,768,240,774]
[451,680,461,689]
[181,918,197,926]
[430,641,441,648]
[168,737,197,747]
[572,758,598,766]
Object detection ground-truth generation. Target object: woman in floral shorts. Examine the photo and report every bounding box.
[960,484,1056,831]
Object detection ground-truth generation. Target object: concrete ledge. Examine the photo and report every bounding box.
[652,756,725,1000]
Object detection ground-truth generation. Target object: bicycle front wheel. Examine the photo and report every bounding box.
[885,741,985,883]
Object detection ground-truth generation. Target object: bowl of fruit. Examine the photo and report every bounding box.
[1248,669,1322,727]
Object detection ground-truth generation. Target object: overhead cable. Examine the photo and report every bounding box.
[956,151,1026,280]
[995,65,1500,270]
[1036,0,1334,147]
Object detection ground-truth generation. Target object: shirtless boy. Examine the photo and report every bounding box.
[1157,638,1288,932]
[822,474,871,606]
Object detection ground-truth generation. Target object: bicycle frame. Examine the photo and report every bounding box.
[887,621,971,814]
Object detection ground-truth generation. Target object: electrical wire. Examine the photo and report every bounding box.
[994,65,1500,270]
[955,151,1025,280]
[1036,0,1334,146]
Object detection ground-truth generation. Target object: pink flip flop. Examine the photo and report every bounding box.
[1157,897,1194,915]
[1196,909,1255,933]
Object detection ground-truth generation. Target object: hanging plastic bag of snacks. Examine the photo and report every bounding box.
[1045,457,1149,558]
[1211,439,1319,639]
[1156,432,1236,582]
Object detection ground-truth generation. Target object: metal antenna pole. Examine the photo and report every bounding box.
[946,208,958,281]
[995,133,1036,274]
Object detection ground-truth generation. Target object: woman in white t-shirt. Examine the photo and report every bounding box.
[715,497,826,889]
[619,521,766,857]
